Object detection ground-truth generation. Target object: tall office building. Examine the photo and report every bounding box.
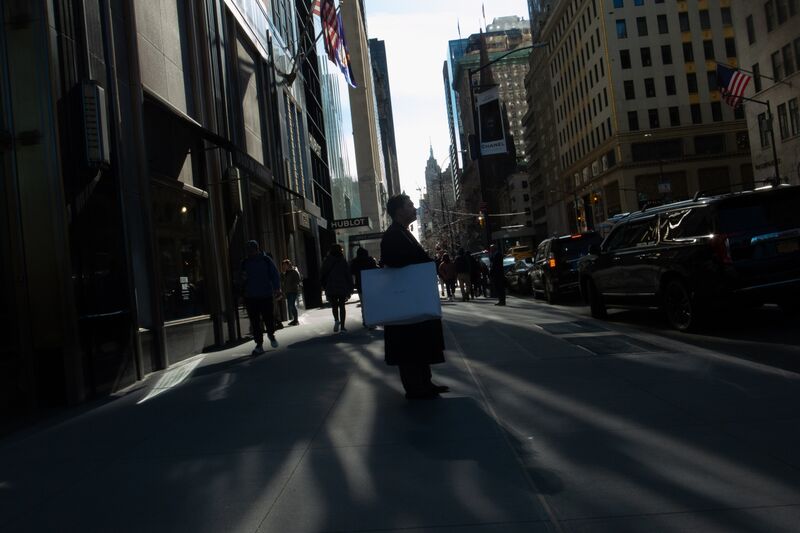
[341,0,390,241]
[369,39,402,198]
[526,0,753,235]
[731,0,800,185]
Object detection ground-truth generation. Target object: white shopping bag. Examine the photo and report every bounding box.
[361,262,443,327]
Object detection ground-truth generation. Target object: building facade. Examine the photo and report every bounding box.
[369,38,401,199]
[731,0,800,185]
[527,0,753,237]
[0,0,343,422]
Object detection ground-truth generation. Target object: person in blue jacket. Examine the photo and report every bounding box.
[241,240,282,355]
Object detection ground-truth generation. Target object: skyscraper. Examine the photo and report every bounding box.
[369,39,402,198]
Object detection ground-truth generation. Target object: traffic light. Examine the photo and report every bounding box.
[478,214,485,227]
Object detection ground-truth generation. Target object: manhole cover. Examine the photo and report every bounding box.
[539,320,609,335]
[565,335,663,355]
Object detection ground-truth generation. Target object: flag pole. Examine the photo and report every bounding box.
[715,60,793,88]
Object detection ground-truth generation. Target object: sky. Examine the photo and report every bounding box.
[365,0,530,208]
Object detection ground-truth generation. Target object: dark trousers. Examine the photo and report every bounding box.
[445,279,456,298]
[286,292,298,322]
[492,277,506,304]
[245,296,275,346]
[398,363,432,393]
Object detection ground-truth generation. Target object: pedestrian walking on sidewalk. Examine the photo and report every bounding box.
[489,244,506,306]
[281,259,301,326]
[454,248,472,301]
[381,194,449,400]
[241,240,282,355]
[350,246,379,328]
[437,253,457,301]
[320,243,353,333]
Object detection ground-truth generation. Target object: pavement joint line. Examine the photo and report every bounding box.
[315,517,553,533]
[556,502,800,524]
[443,321,566,533]
[253,371,354,533]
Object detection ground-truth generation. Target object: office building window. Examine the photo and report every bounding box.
[658,14,669,33]
[628,111,640,131]
[753,63,762,91]
[683,42,694,62]
[669,106,681,126]
[773,50,784,80]
[766,0,776,31]
[634,0,643,5]
[721,7,733,26]
[777,0,789,23]
[645,77,656,97]
[617,19,628,38]
[711,102,723,122]
[620,49,631,69]
[691,103,703,124]
[703,40,715,60]
[758,113,771,146]
[641,47,652,67]
[700,10,711,29]
[679,12,690,32]
[778,103,790,138]
[637,16,648,36]
[795,38,800,69]
[725,38,737,58]
[624,80,636,99]
[790,98,800,135]
[614,0,623,7]
[783,44,796,75]
[649,108,660,128]
[665,75,676,95]
[707,70,718,91]
[746,16,756,44]
[662,45,673,64]
[687,72,698,93]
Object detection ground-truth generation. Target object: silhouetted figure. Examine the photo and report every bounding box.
[489,244,506,306]
[281,259,301,325]
[241,240,281,354]
[320,244,353,333]
[437,253,457,301]
[380,194,449,399]
[350,246,379,328]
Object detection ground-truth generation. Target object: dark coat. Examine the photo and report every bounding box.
[380,222,446,366]
[489,250,504,280]
[350,255,378,293]
[320,255,353,298]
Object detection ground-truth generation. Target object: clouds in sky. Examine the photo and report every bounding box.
[365,0,530,205]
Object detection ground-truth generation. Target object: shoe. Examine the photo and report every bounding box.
[333,321,340,332]
[495,302,506,306]
[340,326,348,332]
[289,320,299,326]
[405,390,440,400]
[251,345,265,356]
[269,337,279,348]
[431,384,450,393]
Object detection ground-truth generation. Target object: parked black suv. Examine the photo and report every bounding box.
[579,185,800,331]
[531,232,603,303]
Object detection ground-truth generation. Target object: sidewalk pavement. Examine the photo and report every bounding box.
[0,299,551,533]
[3,295,800,532]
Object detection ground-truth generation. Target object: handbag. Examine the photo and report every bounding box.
[361,262,442,326]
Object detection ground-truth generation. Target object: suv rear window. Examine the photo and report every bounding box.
[553,234,603,260]
[717,188,800,234]
[660,208,712,241]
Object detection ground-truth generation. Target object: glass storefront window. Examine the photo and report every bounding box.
[154,184,209,321]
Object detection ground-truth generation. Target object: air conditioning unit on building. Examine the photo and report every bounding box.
[75,81,110,170]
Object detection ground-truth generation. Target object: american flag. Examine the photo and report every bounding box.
[311,0,320,17]
[716,64,752,108]
[321,0,339,64]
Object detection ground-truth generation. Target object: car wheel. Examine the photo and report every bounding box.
[663,279,699,332]
[587,279,607,319]
[544,277,557,305]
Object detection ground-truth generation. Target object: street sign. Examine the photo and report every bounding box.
[332,217,371,230]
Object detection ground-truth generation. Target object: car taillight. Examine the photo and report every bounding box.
[710,234,733,265]
[548,256,557,268]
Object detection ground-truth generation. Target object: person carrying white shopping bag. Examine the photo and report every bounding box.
[366,194,449,400]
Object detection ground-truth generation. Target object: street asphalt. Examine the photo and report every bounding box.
[2,293,800,532]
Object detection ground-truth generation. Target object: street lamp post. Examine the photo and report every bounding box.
[468,41,549,248]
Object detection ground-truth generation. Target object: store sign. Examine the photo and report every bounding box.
[350,231,385,241]
[298,212,311,230]
[477,87,507,156]
[332,217,370,230]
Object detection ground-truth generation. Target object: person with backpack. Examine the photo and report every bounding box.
[350,246,379,328]
[241,240,282,355]
[454,248,472,301]
[320,243,353,332]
